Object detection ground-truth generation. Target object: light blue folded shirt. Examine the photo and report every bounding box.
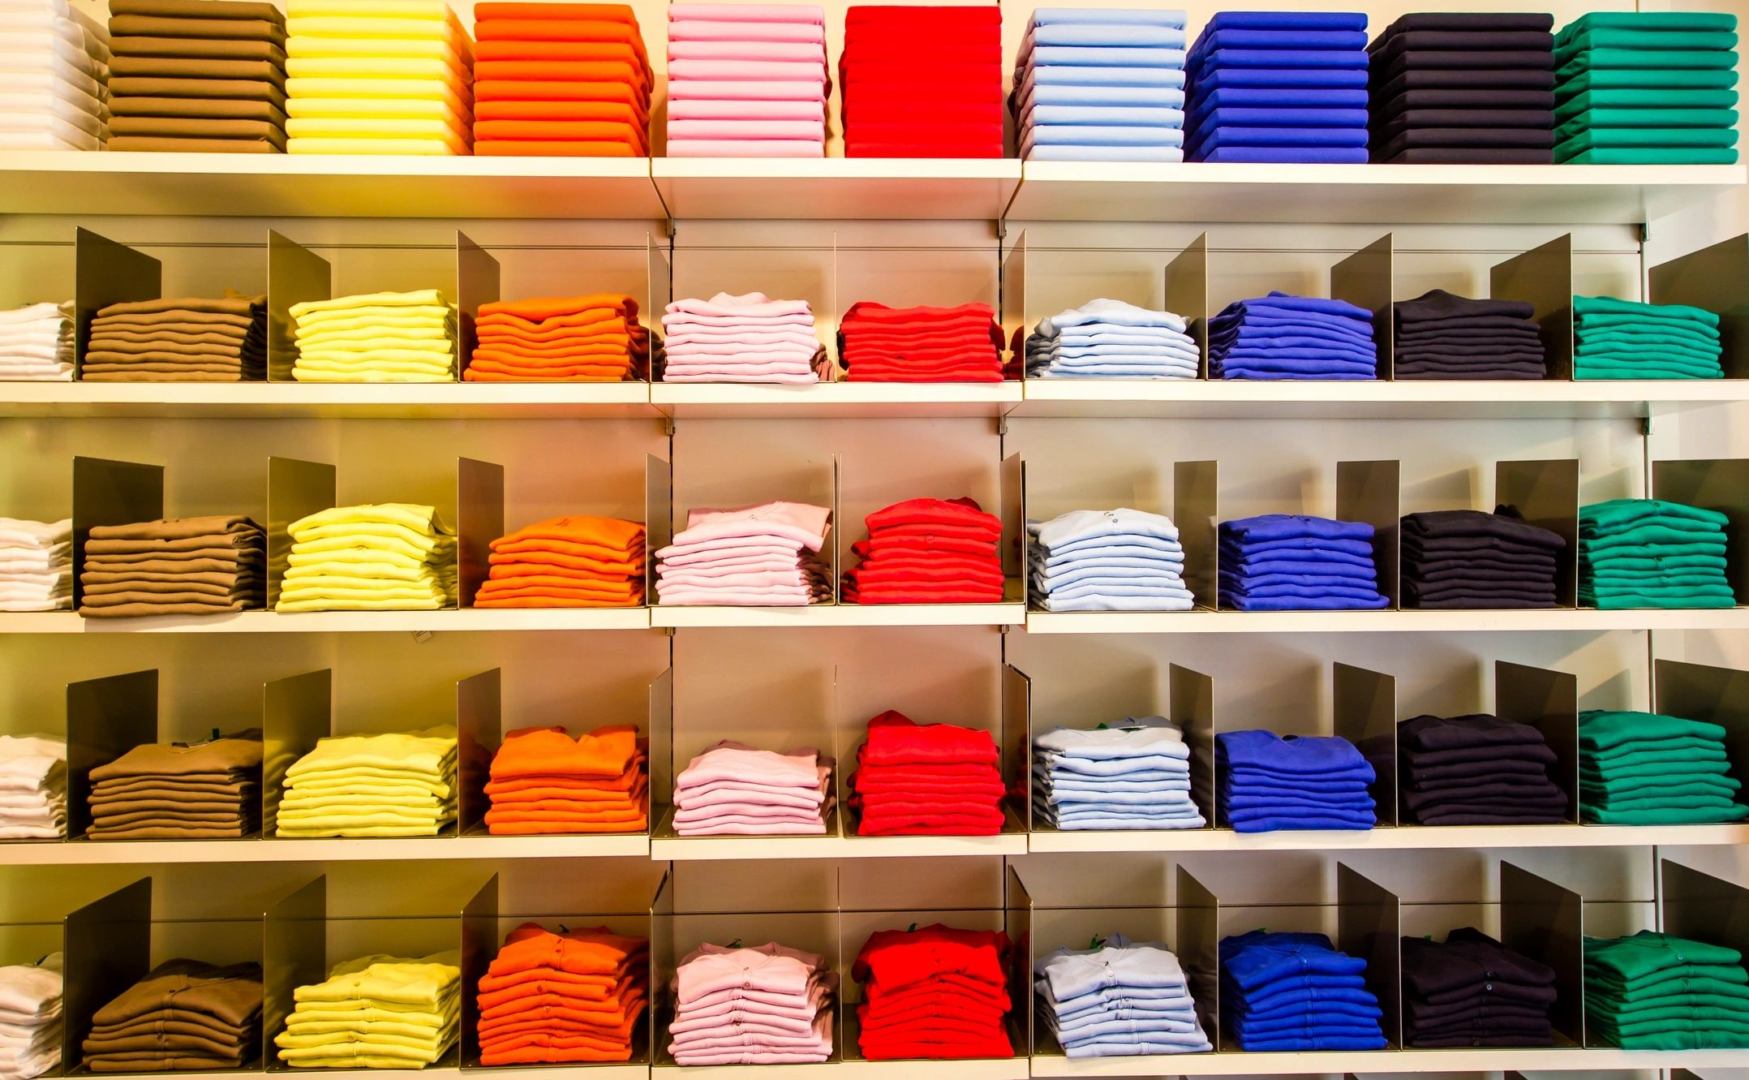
[1036,717,1189,759]
[1032,540,1186,565]
[1032,507,1181,547]
[1026,23,1189,48]
[1054,1014,1207,1041]
[1024,83,1188,108]
[1033,8,1188,27]
[1028,124,1186,146]
[1024,144,1188,161]
[1060,325,1197,343]
[1038,592,1197,611]
[1032,363,1199,376]
[1027,45,1189,68]
[1027,65,1189,89]
[1036,561,1188,585]
[1027,104,1187,127]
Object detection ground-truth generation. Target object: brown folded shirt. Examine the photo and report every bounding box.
[86,341,252,358]
[81,555,260,571]
[92,778,256,797]
[109,76,286,107]
[85,1016,250,1044]
[111,0,286,25]
[109,116,287,147]
[80,368,259,381]
[89,327,252,345]
[80,601,249,618]
[110,56,286,86]
[112,36,287,63]
[82,572,257,589]
[105,136,283,154]
[83,581,245,600]
[110,95,287,124]
[96,297,263,319]
[94,310,258,329]
[90,959,263,1030]
[80,593,248,612]
[110,15,287,46]
[82,1032,248,1060]
[91,517,261,542]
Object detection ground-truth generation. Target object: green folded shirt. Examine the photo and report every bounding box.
[1580,713,1731,751]
[1557,109,1739,142]
[1580,591,1739,609]
[1576,359,1727,379]
[1584,540,1731,561]
[1556,27,1740,66]
[1556,87,1742,125]
[1560,146,1742,164]
[1557,11,1739,45]
[1557,48,1740,82]
[1558,129,1741,161]
[1577,309,1723,336]
[1559,67,1742,94]
[1573,299,1722,328]
[1581,758,1734,782]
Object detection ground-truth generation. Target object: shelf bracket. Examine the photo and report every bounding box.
[662,415,676,437]
[996,218,1007,241]
[1641,414,1655,437]
[1640,221,1652,244]
[664,215,677,240]
[996,414,1009,437]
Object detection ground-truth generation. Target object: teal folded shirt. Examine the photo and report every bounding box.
[1556,87,1741,123]
[1558,68,1741,92]
[1557,12,1739,45]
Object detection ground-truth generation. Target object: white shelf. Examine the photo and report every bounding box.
[0,381,656,419]
[651,381,1021,419]
[1005,162,1749,224]
[651,157,1022,220]
[1029,1047,1749,1076]
[1027,822,1749,853]
[0,151,668,220]
[1024,607,1749,634]
[1013,378,1749,421]
[651,603,1025,628]
[0,833,650,864]
[0,609,652,633]
[838,1059,1026,1080]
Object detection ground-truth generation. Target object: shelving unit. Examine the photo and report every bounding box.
[1025,1047,1749,1077]
[0,609,653,633]
[0,833,652,864]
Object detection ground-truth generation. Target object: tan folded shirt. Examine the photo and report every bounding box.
[80,601,248,618]
[90,517,261,542]
[94,310,257,328]
[112,36,287,63]
[89,327,252,345]
[96,296,263,319]
[110,56,287,87]
[79,368,260,381]
[85,1015,250,1044]
[93,777,256,797]
[81,555,260,572]
[80,592,248,610]
[110,94,287,124]
[110,15,287,46]
[109,116,287,147]
[91,959,263,1030]
[111,0,286,25]
[110,76,286,106]
[81,572,257,589]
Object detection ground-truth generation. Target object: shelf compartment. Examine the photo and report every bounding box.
[0,150,668,220]
[1004,162,1748,225]
[652,157,1022,221]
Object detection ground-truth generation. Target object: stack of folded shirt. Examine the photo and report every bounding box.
[843,497,1003,604]
[86,731,262,840]
[474,3,647,157]
[484,724,647,835]
[1025,299,1198,379]
[1393,289,1547,379]
[660,293,822,384]
[276,726,457,838]
[1034,717,1203,831]
[654,501,831,607]
[1396,713,1567,825]
[0,518,71,612]
[841,6,1002,158]
[1184,11,1371,163]
[0,0,108,152]
[1553,12,1740,164]
[1220,930,1386,1050]
[1579,498,1736,610]
[277,503,458,612]
[290,289,456,383]
[79,516,265,619]
[1400,507,1565,609]
[107,0,285,153]
[1219,514,1389,611]
[278,952,461,1069]
[669,941,833,1065]
[0,954,61,1080]
[467,294,648,383]
[475,515,645,609]
[1580,709,1747,825]
[1012,9,1188,162]
[0,303,74,382]
[284,0,473,156]
[666,3,824,157]
[84,294,266,382]
[853,925,1012,1060]
[83,960,262,1072]
[1036,935,1209,1058]
[1586,931,1749,1049]
[671,741,832,836]
[839,302,1004,383]
[850,710,1004,836]
[479,925,647,1065]
[1209,293,1377,380]
[1368,13,1556,163]
[1217,729,1376,831]
[1028,508,1193,612]
[0,736,65,840]
[1574,295,1724,380]
[1402,929,1556,1047]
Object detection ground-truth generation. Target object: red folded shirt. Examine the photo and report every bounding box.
[845,5,1001,29]
[861,710,999,766]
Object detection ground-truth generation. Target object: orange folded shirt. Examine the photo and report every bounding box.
[475,98,646,124]
[465,358,638,381]
[475,40,649,76]
[493,534,645,561]
[480,295,639,324]
[487,922,647,977]
[488,563,639,584]
[474,338,637,357]
[488,552,642,577]
[476,583,642,607]
[474,59,647,89]
[475,118,644,142]
[487,769,643,797]
[475,3,640,25]
[491,724,641,780]
[475,80,644,105]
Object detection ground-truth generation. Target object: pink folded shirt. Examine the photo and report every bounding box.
[664,367,820,383]
[668,293,814,320]
[670,1014,834,1057]
[669,119,824,140]
[665,333,820,350]
[659,568,816,589]
[675,742,823,789]
[658,544,810,567]
[669,39,826,62]
[668,19,825,42]
[670,3,825,24]
[656,585,826,606]
[667,77,824,101]
[668,97,825,120]
[677,943,822,1003]
[676,501,831,549]
[659,544,810,566]
[676,784,826,812]
[669,139,826,157]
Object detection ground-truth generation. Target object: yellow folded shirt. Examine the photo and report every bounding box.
[295,324,453,345]
[294,306,455,331]
[295,357,459,373]
[289,135,469,156]
[285,728,456,780]
[287,77,471,107]
[284,536,437,562]
[286,13,469,44]
[290,516,445,545]
[286,56,472,87]
[285,560,434,580]
[275,1030,446,1052]
[287,96,468,128]
[286,549,428,570]
[287,0,470,31]
[291,291,445,318]
[291,364,458,381]
[278,581,450,600]
[286,34,469,69]
[286,116,470,147]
